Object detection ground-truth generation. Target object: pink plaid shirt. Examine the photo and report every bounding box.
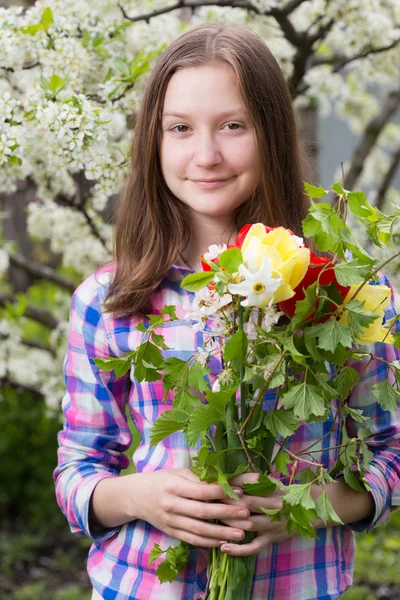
[54,264,400,599]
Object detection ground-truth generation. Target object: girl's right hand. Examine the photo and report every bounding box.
[125,468,250,548]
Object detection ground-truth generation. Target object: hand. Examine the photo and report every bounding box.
[219,473,294,556]
[128,468,251,548]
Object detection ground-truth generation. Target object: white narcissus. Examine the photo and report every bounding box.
[228,258,282,307]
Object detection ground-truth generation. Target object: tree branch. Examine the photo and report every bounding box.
[9,253,76,292]
[0,374,43,398]
[21,337,56,355]
[0,62,40,73]
[309,38,400,72]
[0,293,59,329]
[375,145,400,211]
[344,86,400,190]
[119,1,263,24]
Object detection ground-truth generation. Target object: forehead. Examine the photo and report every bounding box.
[162,63,248,117]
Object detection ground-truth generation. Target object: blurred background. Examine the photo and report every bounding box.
[0,1,399,598]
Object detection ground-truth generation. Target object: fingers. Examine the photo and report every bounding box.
[165,514,245,543]
[165,496,250,522]
[220,532,270,556]
[172,477,234,503]
[223,494,282,513]
[229,473,260,488]
[220,515,269,532]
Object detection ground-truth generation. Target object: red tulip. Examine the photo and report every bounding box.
[278,255,350,319]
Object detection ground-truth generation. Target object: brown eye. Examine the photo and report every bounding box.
[226,123,241,130]
[172,125,189,133]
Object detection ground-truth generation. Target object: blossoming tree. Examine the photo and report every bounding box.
[0,0,399,405]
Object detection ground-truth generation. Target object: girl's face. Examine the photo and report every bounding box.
[160,62,261,228]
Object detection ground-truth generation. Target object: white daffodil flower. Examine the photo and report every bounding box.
[228,258,282,307]
[203,244,227,262]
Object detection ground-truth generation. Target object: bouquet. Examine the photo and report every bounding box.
[96,182,400,599]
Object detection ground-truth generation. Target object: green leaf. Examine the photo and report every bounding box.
[148,314,164,328]
[329,459,344,479]
[344,300,378,335]
[260,507,282,520]
[162,357,188,394]
[148,544,164,564]
[205,388,235,411]
[342,405,369,423]
[335,366,360,399]
[281,382,326,420]
[94,356,131,378]
[281,334,306,363]
[82,28,91,47]
[332,182,346,195]
[155,542,191,583]
[334,259,372,286]
[263,408,299,437]
[284,483,315,510]
[150,410,187,447]
[186,404,222,446]
[315,492,343,524]
[297,467,317,484]
[243,474,277,496]
[181,271,214,291]
[188,362,211,393]
[308,320,353,352]
[41,7,54,29]
[304,182,327,199]
[48,74,64,93]
[20,23,44,35]
[219,247,243,274]
[139,341,163,367]
[173,390,202,412]
[286,504,318,538]
[291,283,317,328]
[359,441,374,470]
[151,331,169,350]
[8,155,22,166]
[347,191,374,219]
[114,57,131,77]
[224,330,247,369]
[371,380,400,412]
[216,467,241,500]
[134,363,162,383]
[274,451,291,476]
[160,305,177,320]
[343,466,366,493]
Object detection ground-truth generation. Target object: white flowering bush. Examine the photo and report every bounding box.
[0,0,399,408]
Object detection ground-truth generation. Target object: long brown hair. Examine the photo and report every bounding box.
[104,22,311,317]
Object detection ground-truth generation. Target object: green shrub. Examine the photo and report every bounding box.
[0,387,64,531]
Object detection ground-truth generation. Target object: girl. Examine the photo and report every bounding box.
[54,23,400,600]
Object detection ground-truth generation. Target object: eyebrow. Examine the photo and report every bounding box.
[162,108,248,119]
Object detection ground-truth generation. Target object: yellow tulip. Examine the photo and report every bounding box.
[341,283,394,345]
[241,224,310,302]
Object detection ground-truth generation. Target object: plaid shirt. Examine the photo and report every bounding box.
[54,264,400,600]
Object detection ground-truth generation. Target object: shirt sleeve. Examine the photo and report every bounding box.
[344,272,400,533]
[53,275,132,542]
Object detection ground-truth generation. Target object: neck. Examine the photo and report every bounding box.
[180,214,237,272]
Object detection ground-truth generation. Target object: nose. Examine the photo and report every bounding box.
[193,130,223,168]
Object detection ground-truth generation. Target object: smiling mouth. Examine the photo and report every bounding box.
[191,177,234,187]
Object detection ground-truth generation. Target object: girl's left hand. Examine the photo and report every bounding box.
[220,473,294,556]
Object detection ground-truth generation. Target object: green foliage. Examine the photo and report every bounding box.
[0,388,64,530]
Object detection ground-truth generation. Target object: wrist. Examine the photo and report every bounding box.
[310,477,375,530]
[90,473,140,529]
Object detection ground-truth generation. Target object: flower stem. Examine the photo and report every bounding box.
[217,552,229,600]
[239,303,247,422]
